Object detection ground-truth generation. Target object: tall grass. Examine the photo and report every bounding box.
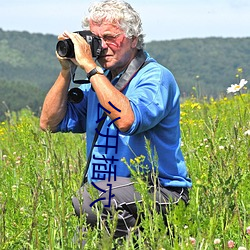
[0,93,249,249]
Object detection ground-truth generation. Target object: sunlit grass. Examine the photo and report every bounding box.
[0,93,249,249]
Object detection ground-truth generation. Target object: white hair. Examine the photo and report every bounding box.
[82,0,145,49]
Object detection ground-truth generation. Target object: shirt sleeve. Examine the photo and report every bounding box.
[122,63,180,135]
[57,85,89,133]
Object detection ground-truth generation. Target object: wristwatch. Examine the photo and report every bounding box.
[87,66,104,80]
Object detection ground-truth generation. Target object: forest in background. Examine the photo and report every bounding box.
[0,28,249,121]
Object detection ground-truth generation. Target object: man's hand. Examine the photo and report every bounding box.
[56,33,79,71]
[62,31,96,73]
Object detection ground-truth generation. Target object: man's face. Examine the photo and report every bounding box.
[89,20,138,73]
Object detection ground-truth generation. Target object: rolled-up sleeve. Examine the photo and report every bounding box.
[57,86,89,133]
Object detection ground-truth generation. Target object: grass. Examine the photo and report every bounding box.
[0,92,249,249]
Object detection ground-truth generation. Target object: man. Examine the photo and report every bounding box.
[40,0,192,243]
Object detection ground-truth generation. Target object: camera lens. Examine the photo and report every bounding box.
[56,39,74,58]
[68,88,84,103]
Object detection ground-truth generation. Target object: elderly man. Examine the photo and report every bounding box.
[40,0,192,243]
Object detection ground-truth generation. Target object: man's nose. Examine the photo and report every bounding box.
[101,38,108,49]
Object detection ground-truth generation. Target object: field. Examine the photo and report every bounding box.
[0,90,249,249]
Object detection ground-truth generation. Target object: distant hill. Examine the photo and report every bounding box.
[0,28,249,120]
[145,37,250,98]
[0,29,60,120]
[0,29,60,88]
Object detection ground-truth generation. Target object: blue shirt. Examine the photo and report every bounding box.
[58,52,192,188]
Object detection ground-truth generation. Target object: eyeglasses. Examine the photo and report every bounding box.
[95,33,124,46]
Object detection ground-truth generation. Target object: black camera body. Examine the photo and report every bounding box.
[56,30,102,58]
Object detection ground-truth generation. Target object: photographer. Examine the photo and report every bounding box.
[40,0,192,245]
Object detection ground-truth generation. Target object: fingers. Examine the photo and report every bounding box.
[58,31,77,41]
[56,50,79,65]
[63,31,78,40]
[56,31,93,68]
[58,31,70,41]
[58,31,88,46]
[62,30,71,38]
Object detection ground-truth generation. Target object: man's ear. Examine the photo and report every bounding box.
[131,36,139,48]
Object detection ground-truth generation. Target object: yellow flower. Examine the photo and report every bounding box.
[237,67,243,73]
[130,159,135,165]
[191,103,201,109]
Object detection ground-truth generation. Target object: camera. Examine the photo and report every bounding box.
[56,30,102,58]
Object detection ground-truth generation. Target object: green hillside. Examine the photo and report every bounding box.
[0,28,249,120]
[0,29,60,120]
[145,37,250,97]
[0,29,59,87]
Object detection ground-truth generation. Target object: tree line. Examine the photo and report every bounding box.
[0,28,249,120]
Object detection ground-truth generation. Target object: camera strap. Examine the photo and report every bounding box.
[81,50,150,185]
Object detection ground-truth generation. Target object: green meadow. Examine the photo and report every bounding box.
[0,90,249,249]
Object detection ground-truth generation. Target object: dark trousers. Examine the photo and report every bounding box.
[72,176,189,239]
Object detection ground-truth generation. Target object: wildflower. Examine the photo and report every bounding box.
[189,237,196,246]
[42,213,48,221]
[244,130,250,136]
[196,180,202,185]
[191,103,201,109]
[12,185,18,192]
[227,79,248,93]
[228,240,235,248]
[238,247,246,250]
[218,145,224,150]
[214,238,221,244]
[135,156,141,164]
[237,67,243,73]
[246,226,250,235]
[130,159,135,165]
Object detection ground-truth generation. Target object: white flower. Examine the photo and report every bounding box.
[238,247,246,250]
[246,226,250,235]
[20,207,25,214]
[189,237,196,245]
[227,79,248,93]
[214,238,221,244]
[244,130,250,136]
